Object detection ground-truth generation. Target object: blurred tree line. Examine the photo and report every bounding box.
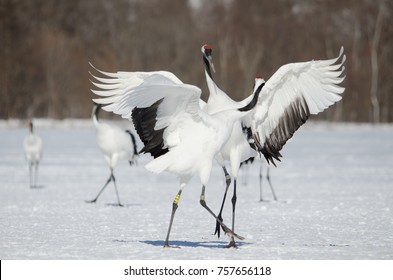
[1,0,392,122]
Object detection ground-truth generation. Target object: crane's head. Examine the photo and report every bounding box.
[254,76,265,92]
[201,44,215,73]
[201,44,212,55]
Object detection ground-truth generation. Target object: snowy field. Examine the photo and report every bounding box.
[1,120,392,260]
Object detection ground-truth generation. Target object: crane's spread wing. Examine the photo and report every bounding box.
[251,47,346,165]
[89,63,183,92]
[91,67,207,159]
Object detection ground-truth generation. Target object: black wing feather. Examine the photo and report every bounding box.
[131,99,169,158]
[259,96,310,165]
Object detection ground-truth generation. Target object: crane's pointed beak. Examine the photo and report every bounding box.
[207,56,216,73]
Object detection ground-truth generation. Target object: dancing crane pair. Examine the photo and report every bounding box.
[88,44,346,248]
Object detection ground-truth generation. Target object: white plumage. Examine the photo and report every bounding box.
[23,120,43,188]
[91,63,265,247]
[86,103,138,207]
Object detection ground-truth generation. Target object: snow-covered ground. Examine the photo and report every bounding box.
[1,120,392,259]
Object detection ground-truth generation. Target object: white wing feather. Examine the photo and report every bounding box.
[251,47,346,164]
[90,66,212,161]
[91,67,202,121]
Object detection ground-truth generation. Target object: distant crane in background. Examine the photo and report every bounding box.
[86,103,138,207]
[23,120,43,188]
[241,157,277,202]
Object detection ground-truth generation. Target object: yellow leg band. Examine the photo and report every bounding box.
[173,194,181,205]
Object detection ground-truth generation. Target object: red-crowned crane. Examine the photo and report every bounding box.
[201,45,346,247]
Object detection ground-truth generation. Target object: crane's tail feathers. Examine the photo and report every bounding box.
[145,154,172,174]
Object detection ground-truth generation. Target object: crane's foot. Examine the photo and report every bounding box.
[85,199,97,204]
[259,198,277,203]
[105,202,125,207]
[225,239,238,248]
[163,244,181,249]
[163,241,180,248]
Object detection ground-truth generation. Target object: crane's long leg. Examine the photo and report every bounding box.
[214,166,231,238]
[259,164,264,202]
[34,163,39,188]
[85,172,112,204]
[266,167,278,201]
[241,163,249,186]
[227,178,238,248]
[200,185,244,243]
[164,188,183,248]
[28,163,33,188]
[110,169,123,207]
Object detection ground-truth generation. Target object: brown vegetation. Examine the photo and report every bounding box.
[1,0,392,122]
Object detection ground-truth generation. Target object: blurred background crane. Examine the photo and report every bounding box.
[23,120,43,188]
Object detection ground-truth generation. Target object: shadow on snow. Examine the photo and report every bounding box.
[140,240,250,248]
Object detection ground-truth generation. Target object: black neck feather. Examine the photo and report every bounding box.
[238,83,264,112]
[203,55,213,80]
